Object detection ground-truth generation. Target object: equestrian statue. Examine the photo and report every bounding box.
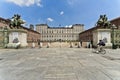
[9,14,25,29]
[96,15,111,28]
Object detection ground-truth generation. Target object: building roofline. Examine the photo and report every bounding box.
[48,27,73,29]
[36,24,48,26]
[110,16,120,22]
[79,16,120,35]
[72,24,84,26]
[0,17,40,34]
[22,26,40,34]
[79,26,97,34]
[0,17,10,24]
[36,23,84,29]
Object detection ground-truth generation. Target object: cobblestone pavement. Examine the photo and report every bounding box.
[0,48,120,80]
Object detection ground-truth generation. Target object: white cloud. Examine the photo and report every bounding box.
[6,0,42,7]
[67,0,79,5]
[38,18,44,23]
[60,11,64,15]
[67,0,76,5]
[65,25,72,28]
[47,18,54,22]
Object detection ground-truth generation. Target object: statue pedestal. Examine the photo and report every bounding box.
[93,29,112,47]
[8,29,28,47]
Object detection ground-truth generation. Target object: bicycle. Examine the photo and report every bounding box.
[92,46,106,54]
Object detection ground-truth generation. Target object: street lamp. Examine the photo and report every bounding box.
[111,24,117,49]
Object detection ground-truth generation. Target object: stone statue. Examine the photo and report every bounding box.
[96,15,111,28]
[9,14,25,29]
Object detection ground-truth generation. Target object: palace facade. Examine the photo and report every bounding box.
[36,24,84,42]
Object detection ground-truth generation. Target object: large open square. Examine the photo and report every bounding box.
[0,48,120,80]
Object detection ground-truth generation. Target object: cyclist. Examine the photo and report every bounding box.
[97,40,105,52]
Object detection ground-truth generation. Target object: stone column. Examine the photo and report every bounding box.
[47,42,50,48]
[78,42,81,48]
[70,42,73,48]
[3,27,9,48]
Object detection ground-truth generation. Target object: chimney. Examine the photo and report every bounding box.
[30,24,34,30]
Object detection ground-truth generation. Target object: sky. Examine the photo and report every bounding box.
[0,0,120,29]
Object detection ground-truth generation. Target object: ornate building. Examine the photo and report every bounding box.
[36,24,84,42]
[79,16,120,48]
[0,17,40,47]
[0,17,10,29]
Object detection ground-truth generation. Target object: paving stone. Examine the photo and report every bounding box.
[0,48,120,80]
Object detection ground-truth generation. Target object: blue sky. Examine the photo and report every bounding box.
[0,0,120,29]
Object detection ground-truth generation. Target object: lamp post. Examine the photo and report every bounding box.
[111,24,117,49]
